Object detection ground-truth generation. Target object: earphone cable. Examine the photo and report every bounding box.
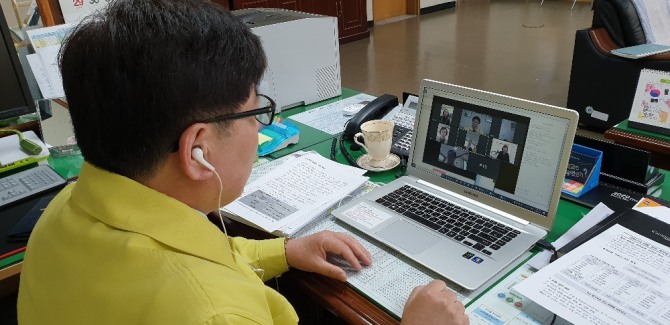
[212,168,266,279]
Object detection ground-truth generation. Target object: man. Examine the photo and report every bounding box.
[17,1,468,324]
[465,116,483,134]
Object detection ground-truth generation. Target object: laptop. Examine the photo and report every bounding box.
[333,80,578,290]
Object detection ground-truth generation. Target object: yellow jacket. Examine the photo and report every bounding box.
[18,162,298,324]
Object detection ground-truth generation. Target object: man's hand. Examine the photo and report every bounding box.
[402,280,469,325]
[285,231,372,282]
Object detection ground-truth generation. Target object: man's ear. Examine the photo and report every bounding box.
[178,123,215,180]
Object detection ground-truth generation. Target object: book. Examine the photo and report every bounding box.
[627,69,670,135]
[222,151,368,236]
[611,43,670,59]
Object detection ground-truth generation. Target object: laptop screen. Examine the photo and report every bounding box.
[410,83,574,219]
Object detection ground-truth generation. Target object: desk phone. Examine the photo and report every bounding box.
[388,96,418,158]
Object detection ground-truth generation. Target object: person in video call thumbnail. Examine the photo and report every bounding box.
[496,144,510,163]
[437,127,449,144]
[439,108,451,125]
[465,116,483,134]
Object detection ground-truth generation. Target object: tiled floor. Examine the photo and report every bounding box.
[340,0,594,110]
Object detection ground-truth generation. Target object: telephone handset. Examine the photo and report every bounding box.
[343,94,399,140]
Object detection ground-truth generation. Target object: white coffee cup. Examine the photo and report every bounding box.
[354,120,394,167]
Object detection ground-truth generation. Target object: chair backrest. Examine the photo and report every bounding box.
[592,0,646,47]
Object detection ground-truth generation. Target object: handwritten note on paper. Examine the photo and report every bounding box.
[222,152,368,232]
[515,224,670,325]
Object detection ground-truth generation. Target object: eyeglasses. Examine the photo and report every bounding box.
[169,94,276,152]
[195,94,276,126]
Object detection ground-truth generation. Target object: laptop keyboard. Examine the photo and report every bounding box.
[375,185,521,256]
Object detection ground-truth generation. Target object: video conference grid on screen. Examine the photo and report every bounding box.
[421,94,555,216]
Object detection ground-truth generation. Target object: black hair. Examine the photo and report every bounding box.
[472,116,481,123]
[59,0,267,179]
[447,150,456,164]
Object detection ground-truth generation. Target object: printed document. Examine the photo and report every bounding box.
[223,152,367,232]
[289,93,375,135]
[25,24,74,99]
[466,263,570,325]
[515,224,670,325]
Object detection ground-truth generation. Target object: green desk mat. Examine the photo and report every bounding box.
[268,87,361,158]
[48,154,84,179]
[614,119,670,143]
[0,251,24,269]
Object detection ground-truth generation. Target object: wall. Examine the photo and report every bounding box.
[7,0,454,28]
[1,0,19,28]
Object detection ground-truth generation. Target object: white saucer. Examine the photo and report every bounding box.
[357,153,401,172]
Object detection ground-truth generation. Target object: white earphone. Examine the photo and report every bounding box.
[192,147,215,171]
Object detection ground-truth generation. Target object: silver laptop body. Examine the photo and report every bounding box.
[333,80,578,290]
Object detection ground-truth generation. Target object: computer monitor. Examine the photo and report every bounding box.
[0,6,38,121]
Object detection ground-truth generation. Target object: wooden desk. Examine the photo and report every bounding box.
[243,138,613,324]
[604,120,670,170]
[224,216,399,324]
[3,97,669,323]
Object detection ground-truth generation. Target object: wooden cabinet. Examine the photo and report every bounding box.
[230,0,278,8]
[336,0,369,43]
[231,0,368,44]
[211,0,231,9]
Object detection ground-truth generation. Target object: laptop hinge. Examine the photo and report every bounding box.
[417,179,531,226]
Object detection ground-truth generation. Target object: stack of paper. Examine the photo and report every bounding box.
[223,152,368,236]
[25,24,74,99]
[515,198,670,325]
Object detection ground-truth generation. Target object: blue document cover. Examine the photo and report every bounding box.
[611,43,670,59]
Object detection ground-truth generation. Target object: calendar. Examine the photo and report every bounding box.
[59,0,111,24]
[628,69,670,135]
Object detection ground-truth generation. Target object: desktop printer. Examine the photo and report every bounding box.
[232,8,341,110]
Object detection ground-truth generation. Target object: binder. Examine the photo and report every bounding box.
[557,197,670,257]
[611,43,670,59]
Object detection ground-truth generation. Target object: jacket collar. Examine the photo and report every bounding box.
[71,162,238,270]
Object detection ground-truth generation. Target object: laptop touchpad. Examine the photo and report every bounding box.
[377,219,441,255]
